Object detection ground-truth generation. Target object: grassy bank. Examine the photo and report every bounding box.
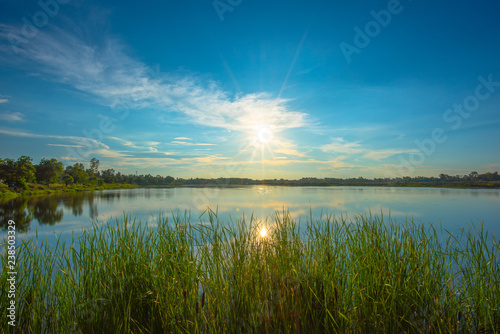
[0,182,138,200]
[1,212,499,333]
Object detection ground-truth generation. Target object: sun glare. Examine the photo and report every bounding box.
[238,123,277,161]
[256,126,273,145]
[260,227,267,237]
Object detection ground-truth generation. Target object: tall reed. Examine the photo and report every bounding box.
[1,211,499,333]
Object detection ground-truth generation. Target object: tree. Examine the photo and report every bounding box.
[63,174,74,186]
[15,156,36,184]
[101,169,117,183]
[88,158,100,182]
[439,174,450,181]
[0,156,36,189]
[36,158,64,186]
[65,163,89,184]
[0,158,17,185]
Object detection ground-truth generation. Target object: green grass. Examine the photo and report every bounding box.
[0,182,138,200]
[1,211,499,333]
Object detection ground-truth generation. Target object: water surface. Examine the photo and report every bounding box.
[1,186,499,242]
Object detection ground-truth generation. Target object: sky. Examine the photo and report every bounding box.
[1,0,500,179]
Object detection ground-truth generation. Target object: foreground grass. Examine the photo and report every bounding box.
[1,212,499,333]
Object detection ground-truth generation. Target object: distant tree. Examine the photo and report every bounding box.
[0,158,17,185]
[0,156,36,189]
[480,172,498,181]
[101,168,117,183]
[66,163,89,184]
[439,174,450,181]
[88,158,100,182]
[35,158,64,185]
[63,174,74,186]
[469,171,478,179]
[16,156,36,184]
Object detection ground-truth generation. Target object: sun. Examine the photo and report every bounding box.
[255,125,273,145]
[237,123,277,162]
[259,227,268,237]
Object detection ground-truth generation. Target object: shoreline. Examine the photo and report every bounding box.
[173,183,500,189]
[0,183,139,201]
[1,182,499,201]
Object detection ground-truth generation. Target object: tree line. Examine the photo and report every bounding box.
[173,173,500,187]
[1,155,499,190]
[0,156,178,190]
[0,156,100,189]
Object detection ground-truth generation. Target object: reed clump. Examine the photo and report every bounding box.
[1,211,499,333]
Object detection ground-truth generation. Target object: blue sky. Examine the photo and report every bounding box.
[1,0,499,179]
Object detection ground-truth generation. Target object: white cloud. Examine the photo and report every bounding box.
[0,26,309,134]
[0,129,109,150]
[361,149,413,161]
[93,149,133,158]
[109,136,168,154]
[321,137,364,154]
[321,137,414,161]
[273,148,305,157]
[272,138,307,157]
[171,141,215,146]
[174,137,191,140]
[486,163,500,170]
[48,144,86,148]
[0,99,9,104]
[0,111,24,122]
[108,136,142,149]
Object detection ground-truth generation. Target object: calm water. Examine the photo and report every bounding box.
[1,186,500,242]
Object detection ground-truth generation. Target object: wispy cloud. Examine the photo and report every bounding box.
[109,137,143,149]
[109,136,161,151]
[321,137,413,161]
[361,149,414,161]
[171,141,215,146]
[485,163,500,171]
[47,144,86,148]
[0,129,109,149]
[0,25,309,135]
[92,149,133,158]
[272,138,308,157]
[321,137,364,154]
[0,111,24,122]
[0,99,9,104]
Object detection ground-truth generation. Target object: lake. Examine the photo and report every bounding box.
[1,186,500,243]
